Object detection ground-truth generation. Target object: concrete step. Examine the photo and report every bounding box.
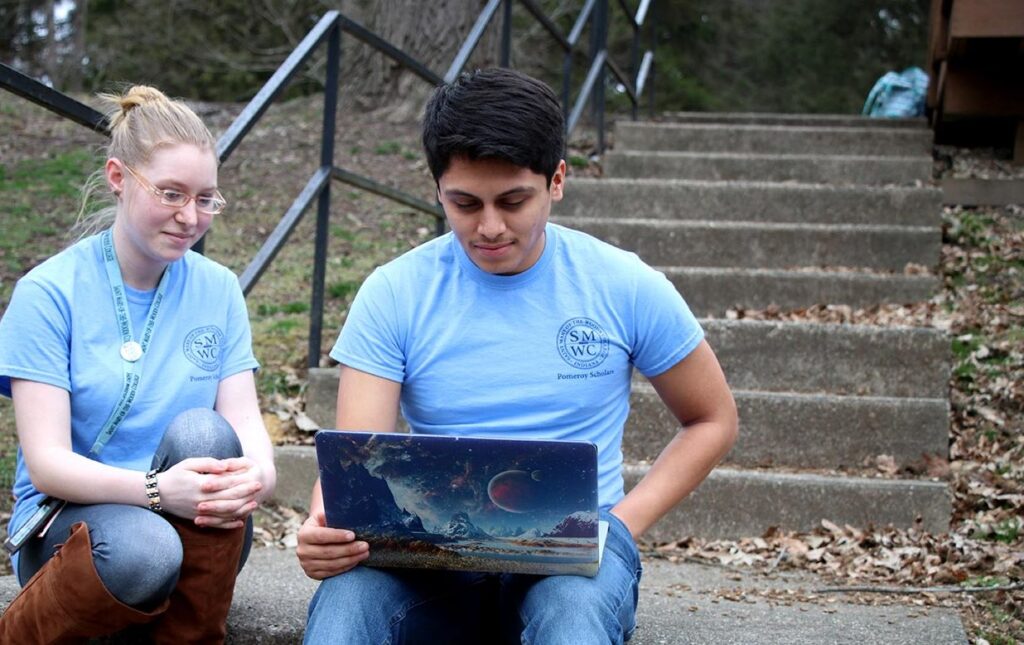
[303,377,947,471]
[627,387,949,470]
[552,216,940,272]
[0,547,968,643]
[268,446,950,539]
[662,266,938,316]
[603,151,932,185]
[615,122,933,156]
[558,178,940,227]
[304,321,948,469]
[656,111,929,129]
[703,319,949,399]
[305,320,947,424]
[629,465,951,540]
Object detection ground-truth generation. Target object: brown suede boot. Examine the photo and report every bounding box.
[0,522,168,643]
[149,516,246,644]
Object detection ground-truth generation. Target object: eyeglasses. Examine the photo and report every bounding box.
[124,164,227,215]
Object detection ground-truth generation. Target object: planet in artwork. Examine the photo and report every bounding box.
[487,470,545,513]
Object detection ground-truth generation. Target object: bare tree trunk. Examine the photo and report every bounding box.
[44,0,57,84]
[66,0,87,92]
[338,0,501,118]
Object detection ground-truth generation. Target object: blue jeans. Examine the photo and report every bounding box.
[304,511,642,644]
[17,408,254,609]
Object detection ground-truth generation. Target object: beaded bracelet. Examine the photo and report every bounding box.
[144,469,163,512]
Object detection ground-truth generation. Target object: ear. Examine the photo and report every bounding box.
[106,158,126,197]
[549,159,567,201]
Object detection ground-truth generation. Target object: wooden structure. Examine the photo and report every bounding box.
[927,0,1024,162]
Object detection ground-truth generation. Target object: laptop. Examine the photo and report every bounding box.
[315,430,608,577]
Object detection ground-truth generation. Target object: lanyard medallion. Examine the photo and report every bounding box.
[120,341,143,362]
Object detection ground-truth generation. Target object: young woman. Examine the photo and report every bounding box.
[0,85,276,643]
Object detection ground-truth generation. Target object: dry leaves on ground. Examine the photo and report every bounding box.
[651,192,1023,642]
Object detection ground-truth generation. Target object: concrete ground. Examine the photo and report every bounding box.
[0,546,968,644]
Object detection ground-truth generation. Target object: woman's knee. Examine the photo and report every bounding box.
[154,408,242,467]
[89,512,183,607]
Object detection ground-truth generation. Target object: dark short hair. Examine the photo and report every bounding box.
[422,68,565,185]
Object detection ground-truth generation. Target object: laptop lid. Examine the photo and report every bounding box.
[315,430,604,577]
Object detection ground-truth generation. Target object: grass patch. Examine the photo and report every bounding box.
[946,211,995,247]
[257,301,310,316]
[332,226,356,241]
[962,576,1012,588]
[0,149,99,297]
[328,280,359,299]
[951,334,982,360]
[568,154,589,169]
[268,318,301,334]
[374,141,402,155]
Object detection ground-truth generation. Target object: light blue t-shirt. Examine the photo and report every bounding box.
[331,223,703,509]
[0,232,258,552]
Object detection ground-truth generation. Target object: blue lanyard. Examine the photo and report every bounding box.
[5,230,174,554]
[89,229,171,457]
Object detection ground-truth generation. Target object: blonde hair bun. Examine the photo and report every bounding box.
[98,84,215,166]
[116,85,168,114]
[100,85,171,134]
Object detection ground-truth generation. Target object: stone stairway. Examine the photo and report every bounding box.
[550,113,951,541]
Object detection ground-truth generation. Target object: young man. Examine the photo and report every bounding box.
[297,68,737,644]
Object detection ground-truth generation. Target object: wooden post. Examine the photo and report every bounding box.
[1015,120,1024,165]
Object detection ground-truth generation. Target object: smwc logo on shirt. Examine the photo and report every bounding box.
[557,317,609,370]
[184,325,224,372]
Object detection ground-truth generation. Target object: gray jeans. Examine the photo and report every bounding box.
[17,408,254,609]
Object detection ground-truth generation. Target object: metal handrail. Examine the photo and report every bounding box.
[217,13,340,164]
[0,62,108,133]
[445,0,504,83]
[331,168,444,226]
[518,0,572,52]
[615,0,640,29]
[338,15,443,86]
[568,51,607,135]
[0,1,656,367]
[239,166,333,294]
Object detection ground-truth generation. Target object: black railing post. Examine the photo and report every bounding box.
[647,1,656,119]
[588,1,600,124]
[594,0,609,153]
[309,23,341,369]
[501,0,512,67]
[561,50,572,127]
[630,11,639,120]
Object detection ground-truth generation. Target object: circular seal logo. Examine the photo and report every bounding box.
[557,317,609,370]
[183,326,224,372]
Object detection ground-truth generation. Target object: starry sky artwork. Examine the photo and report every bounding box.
[316,430,598,537]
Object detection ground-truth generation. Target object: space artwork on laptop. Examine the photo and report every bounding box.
[315,430,604,577]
